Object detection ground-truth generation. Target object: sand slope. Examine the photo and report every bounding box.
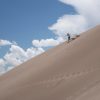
[0,25,100,100]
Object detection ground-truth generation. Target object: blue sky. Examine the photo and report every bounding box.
[0,0,75,49]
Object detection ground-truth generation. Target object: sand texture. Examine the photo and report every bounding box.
[0,25,100,100]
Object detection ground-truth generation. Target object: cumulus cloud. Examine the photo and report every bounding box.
[0,59,5,66]
[0,39,12,46]
[4,45,26,66]
[60,0,100,25]
[0,37,64,75]
[0,44,45,75]
[4,45,44,66]
[49,15,88,36]
[49,0,100,37]
[32,37,64,48]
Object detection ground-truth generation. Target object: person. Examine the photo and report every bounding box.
[67,33,71,42]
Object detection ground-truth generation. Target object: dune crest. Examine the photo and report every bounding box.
[0,25,100,100]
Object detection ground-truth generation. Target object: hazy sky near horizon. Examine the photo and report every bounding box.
[0,0,100,74]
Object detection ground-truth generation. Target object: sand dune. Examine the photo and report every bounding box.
[0,25,100,100]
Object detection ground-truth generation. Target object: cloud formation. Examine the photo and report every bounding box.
[0,37,64,75]
[4,45,44,66]
[60,0,100,25]
[49,0,100,37]
[0,39,12,46]
[49,15,87,36]
[32,37,64,48]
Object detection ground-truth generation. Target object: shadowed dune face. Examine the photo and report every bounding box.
[0,25,100,100]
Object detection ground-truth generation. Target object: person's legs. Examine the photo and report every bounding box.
[68,36,70,42]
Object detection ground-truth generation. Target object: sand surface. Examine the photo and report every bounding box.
[0,25,100,100]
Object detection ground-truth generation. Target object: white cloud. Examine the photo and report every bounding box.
[26,47,44,59]
[49,15,88,36]
[49,0,100,37]
[5,45,26,66]
[0,44,45,75]
[59,0,100,26]
[0,37,64,75]
[32,38,64,48]
[0,59,5,66]
[0,39,12,46]
[4,45,45,66]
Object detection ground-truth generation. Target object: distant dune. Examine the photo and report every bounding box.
[0,25,100,100]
